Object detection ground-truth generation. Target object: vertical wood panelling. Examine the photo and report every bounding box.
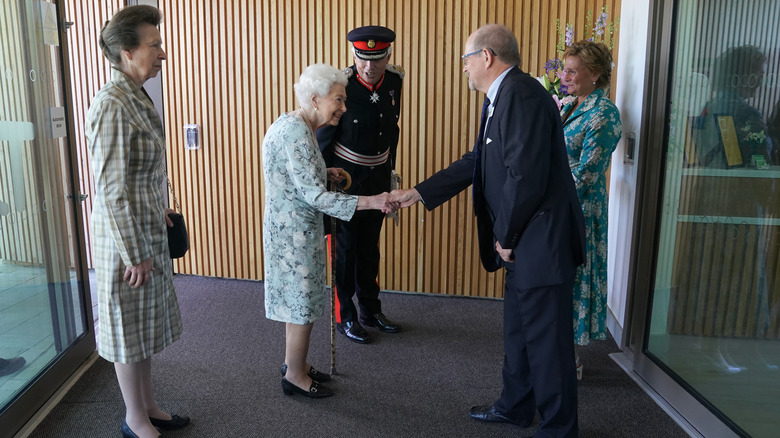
[63,1,622,298]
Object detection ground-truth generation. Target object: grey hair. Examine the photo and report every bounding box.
[99,5,162,65]
[471,24,522,68]
[294,64,348,110]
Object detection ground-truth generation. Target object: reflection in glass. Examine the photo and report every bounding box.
[0,0,88,413]
[648,1,780,437]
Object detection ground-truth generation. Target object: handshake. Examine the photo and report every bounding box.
[364,189,422,214]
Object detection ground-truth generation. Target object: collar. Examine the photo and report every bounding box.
[356,71,385,92]
[562,87,605,121]
[486,66,514,109]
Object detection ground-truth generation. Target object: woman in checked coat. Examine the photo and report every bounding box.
[86,6,189,438]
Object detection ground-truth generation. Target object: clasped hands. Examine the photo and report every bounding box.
[382,188,514,263]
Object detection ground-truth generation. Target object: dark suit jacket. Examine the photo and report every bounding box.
[416,67,586,289]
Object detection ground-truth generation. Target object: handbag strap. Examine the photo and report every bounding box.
[161,162,182,213]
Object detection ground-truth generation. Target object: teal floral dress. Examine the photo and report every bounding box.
[262,113,358,325]
[561,88,622,345]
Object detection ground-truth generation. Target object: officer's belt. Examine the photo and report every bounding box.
[334,143,389,166]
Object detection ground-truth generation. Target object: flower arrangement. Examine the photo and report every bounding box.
[538,6,619,109]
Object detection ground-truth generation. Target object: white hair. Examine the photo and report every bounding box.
[293,64,348,110]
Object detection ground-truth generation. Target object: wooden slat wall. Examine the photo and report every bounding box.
[65,0,621,297]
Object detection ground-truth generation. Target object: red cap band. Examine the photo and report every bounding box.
[352,40,391,51]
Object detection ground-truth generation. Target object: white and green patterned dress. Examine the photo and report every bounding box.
[561,88,622,345]
[86,69,182,363]
[262,113,358,324]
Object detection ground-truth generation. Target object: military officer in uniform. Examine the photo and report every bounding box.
[317,25,403,344]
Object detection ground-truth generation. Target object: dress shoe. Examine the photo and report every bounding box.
[149,414,190,430]
[281,363,331,382]
[120,420,161,438]
[468,404,529,426]
[359,313,402,333]
[281,377,333,398]
[337,321,371,343]
[0,357,26,377]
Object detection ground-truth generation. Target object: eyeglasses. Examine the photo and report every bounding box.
[461,47,496,65]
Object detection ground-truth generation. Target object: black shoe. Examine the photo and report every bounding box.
[0,357,26,377]
[337,321,371,343]
[281,377,333,398]
[149,414,190,430]
[120,420,161,438]
[281,363,331,382]
[359,313,402,333]
[468,404,529,426]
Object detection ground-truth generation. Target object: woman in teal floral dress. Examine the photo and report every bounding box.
[262,64,396,398]
[560,41,622,379]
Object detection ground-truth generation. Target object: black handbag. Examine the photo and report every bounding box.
[163,166,189,259]
[167,212,189,258]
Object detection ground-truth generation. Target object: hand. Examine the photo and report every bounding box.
[165,208,176,227]
[495,241,514,263]
[389,188,421,208]
[374,192,400,214]
[326,167,345,183]
[123,257,153,288]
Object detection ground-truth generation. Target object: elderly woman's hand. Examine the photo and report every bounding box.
[165,208,176,227]
[124,257,154,288]
[326,167,346,183]
[357,192,399,213]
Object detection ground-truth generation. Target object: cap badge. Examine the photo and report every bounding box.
[367,40,376,48]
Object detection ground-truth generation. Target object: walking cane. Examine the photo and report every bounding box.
[329,170,351,375]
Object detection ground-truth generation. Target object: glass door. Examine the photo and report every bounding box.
[633,0,780,437]
[0,0,94,435]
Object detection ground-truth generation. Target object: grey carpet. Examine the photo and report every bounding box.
[29,275,688,437]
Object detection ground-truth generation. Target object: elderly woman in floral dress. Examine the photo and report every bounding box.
[560,40,622,380]
[262,64,396,398]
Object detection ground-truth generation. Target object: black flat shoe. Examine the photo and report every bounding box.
[120,420,161,438]
[281,363,331,382]
[468,404,530,427]
[359,313,402,333]
[337,321,371,343]
[149,414,190,430]
[281,377,333,398]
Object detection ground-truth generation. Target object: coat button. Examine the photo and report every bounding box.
[380,114,383,118]
[353,119,358,123]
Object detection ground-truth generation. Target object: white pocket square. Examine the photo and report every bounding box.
[486,138,493,144]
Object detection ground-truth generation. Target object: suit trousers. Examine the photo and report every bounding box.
[496,270,579,438]
[334,209,385,322]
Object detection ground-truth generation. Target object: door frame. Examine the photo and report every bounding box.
[624,0,746,436]
[0,1,95,435]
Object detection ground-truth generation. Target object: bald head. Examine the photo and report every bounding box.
[470,24,521,68]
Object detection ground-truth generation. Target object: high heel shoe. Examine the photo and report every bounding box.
[281,363,331,382]
[281,377,333,398]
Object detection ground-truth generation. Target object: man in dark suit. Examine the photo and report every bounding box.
[391,24,585,437]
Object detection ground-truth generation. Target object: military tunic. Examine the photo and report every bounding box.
[316,64,403,322]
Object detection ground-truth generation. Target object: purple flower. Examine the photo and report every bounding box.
[595,12,608,36]
[544,58,563,73]
[565,24,574,46]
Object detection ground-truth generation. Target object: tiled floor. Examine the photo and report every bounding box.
[0,261,96,408]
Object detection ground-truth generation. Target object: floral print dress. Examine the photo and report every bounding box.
[561,88,622,345]
[262,113,358,324]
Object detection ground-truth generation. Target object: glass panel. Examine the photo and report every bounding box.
[647,1,780,436]
[0,0,88,412]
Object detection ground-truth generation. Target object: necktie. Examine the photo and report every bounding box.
[472,97,490,208]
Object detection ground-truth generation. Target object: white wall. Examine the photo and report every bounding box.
[607,0,652,347]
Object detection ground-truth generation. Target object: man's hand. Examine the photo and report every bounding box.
[124,257,154,288]
[389,188,421,208]
[495,241,514,263]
